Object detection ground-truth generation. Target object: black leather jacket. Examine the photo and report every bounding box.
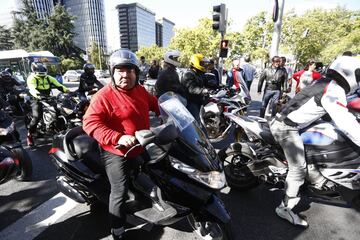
[257,66,287,92]
[181,68,208,104]
[155,65,185,98]
[78,73,104,93]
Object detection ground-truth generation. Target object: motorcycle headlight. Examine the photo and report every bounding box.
[169,157,226,189]
[0,122,15,136]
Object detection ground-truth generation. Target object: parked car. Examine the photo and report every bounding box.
[63,70,81,82]
[94,69,110,79]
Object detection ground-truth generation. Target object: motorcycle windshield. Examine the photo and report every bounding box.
[158,92,221,172]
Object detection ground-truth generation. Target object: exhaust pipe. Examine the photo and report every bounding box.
[56,176,86,203]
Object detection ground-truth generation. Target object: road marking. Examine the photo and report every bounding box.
[0,192,78,240]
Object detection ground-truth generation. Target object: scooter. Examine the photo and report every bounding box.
[218,111,360,210]
[0,110,32,184]
[49,92,233,240]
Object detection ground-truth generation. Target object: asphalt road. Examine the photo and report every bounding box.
[0,78,359,240]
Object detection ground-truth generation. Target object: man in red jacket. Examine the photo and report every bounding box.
[83,49,160,240]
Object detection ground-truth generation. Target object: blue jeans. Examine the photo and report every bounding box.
[260,89,281,118]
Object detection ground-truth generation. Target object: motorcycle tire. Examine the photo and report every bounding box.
[187,214,233,240]
[13,147,33,181]
[219,143,259,191]
[351,194,360,212]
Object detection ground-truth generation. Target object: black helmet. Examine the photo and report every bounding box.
[4,68,13,76]
[108,49,140,82]
[83,63,95,75]
[31,62,47,76]
[0,70,11,81]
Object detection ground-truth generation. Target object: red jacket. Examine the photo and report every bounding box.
[292,70,321,88]
[83,83,160,157]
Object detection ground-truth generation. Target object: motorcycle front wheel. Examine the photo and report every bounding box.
[219,143,259,191]
[187,214,233,240]
[13,147,33,181]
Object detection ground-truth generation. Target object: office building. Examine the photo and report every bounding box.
[0,0,54,28]
[116,3,156,52]
[159,18,175,47]
[63,0,107,54]
[155,21,163,47]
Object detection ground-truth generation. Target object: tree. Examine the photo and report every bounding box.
[88,41,106,70]
[46,4,80,59]
[240,11,273,64]
[12,1,82,59]
[12,0,45,50]
[136,45,166,64]
[281,7,360,65]
[0,25,14,50]
[169,18,221,66]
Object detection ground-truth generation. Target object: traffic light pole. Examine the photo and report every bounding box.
[219,32,225,85]
[270,0,285,58]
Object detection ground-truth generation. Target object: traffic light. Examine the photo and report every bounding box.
[219,39,229,58]
[212,4,226,33]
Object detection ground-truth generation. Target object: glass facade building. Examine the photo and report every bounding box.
[158,18,175,47]
[0,0,53,27]
[155,21,163,47]
[116,3,156,52]
[32,0,54,19]
[63,0,107,53]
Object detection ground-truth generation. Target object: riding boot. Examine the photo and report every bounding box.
[259,107,266,118]
[275,195,308,227]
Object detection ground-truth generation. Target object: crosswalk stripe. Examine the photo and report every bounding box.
[0,192,78,240]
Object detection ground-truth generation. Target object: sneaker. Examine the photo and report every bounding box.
[27,134,34,147]
[276,205,309,228]
[308,181,339,196]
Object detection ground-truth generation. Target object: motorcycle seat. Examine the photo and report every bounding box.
[63,126,103,174]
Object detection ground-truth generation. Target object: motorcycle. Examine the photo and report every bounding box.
[49,92,233,239]
[218,112,360,210]
[0,110,32,184]
[24,93,79,137]
[199,88,250,146]
[2,85,31,118]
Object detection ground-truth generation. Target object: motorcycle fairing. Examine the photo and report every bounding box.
[319,168,360,189]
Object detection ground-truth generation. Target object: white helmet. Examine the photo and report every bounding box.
[164,50,181,67]
[327,56,360,93]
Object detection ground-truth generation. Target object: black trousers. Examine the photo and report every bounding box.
[28,100,43,134]
[101,149,140,229]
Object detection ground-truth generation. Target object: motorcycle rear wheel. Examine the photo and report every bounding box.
[13,147,33,181]
[219,143,259,191]
[187,214,233,240]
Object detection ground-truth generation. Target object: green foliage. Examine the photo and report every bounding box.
[169,18,221,66]
[136,45,166,63]
[0,25,14,50]
[61,58,82,72]
[12,1,83,62]
[282,7,360,65]
[88,41,106,70]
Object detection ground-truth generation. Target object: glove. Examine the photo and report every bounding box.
[117,135,136,148]
[202,88,209,95]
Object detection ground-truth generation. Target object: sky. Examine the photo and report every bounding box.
[104,0,360,51]
[3,0,360,52]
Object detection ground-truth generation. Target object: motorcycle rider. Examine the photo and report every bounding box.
[155,50,186,98]
[26,63,69,146]
[257,56,287,118]
[138,56,149,85]
[270,56,360,227]
[0,70,22,110]
[181,53,210,122]
[82,49,161,240]
[78,63,104,101]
